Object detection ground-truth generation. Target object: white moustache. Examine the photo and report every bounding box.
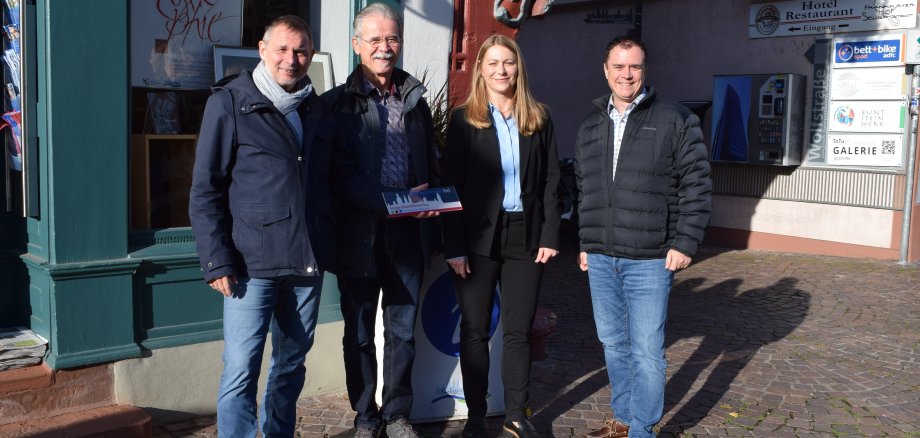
[373,52,394,60]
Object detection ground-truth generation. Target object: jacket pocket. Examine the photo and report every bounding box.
[233,204,293,271]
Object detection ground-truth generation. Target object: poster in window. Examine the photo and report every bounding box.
[130,0,242,90]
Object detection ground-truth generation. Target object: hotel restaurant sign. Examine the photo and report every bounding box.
[749,0,918,38]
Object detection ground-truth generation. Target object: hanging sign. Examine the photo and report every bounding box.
[130,0,243,90]
[749,1,918,39]
[830,67,907,100]
[827,100,906,133]
[827,133,903,166]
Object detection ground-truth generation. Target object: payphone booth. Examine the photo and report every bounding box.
[711,74,805,166]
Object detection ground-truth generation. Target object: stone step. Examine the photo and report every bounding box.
[0,363,53,397]
[0,404,152,438]
[0,363,114,427]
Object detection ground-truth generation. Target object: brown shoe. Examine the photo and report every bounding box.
[585,419,629,438]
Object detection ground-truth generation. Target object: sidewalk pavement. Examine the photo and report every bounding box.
[154,246,920,437]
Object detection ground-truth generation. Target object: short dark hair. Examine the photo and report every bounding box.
[263,15,313,44]
[604,37,647,64]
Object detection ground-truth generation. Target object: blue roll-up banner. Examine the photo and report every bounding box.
[374,255,505,421]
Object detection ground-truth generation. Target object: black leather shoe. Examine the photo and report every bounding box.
[462,417,487,438]
[502,418,540,438]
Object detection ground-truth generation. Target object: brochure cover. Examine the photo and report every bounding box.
[383,186,463,218]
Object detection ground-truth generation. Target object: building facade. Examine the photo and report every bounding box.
[0,0,454,421]
[0,0,917,425]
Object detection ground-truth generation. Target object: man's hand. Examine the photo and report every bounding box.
[408,183,439,218]
[535,247,558,264]
[579,252,588,271]
[665,249,691,272]
[447,256,471,279]
[208,275,238,297]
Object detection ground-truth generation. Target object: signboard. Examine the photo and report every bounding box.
[830,67,907,100]
[832,34,905,68]
[130,0,243,89]
[827,133,903,166]
[907,29,920,64]
[749,0,918,39]
[805,40,831,165]
[827,101,906,133]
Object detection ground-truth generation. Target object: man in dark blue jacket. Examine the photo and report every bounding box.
[188,16,336,438]
[577,37,712,438]
[321,4,438,438]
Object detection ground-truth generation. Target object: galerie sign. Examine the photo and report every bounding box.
[827,134,903,166]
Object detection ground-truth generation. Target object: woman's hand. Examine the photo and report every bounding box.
[534,247,558,264]
[447,256,471,279]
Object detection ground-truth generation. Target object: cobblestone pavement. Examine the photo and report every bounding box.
[154,246,920,437]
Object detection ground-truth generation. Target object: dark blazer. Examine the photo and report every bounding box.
[442,106,561,259]
[321,67,440,277]
[189,71,337,282]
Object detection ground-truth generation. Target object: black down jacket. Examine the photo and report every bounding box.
[575,88,712,259]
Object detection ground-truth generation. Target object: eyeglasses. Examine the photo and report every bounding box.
[356,35,402,47]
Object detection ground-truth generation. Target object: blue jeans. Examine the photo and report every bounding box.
[339,219,423,429]
[587,254,673,438]
[217,275,323,438]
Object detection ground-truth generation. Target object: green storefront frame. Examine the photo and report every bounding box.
[13,0,342,371]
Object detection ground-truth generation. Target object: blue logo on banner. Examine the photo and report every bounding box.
[421,272,501,357]
[835,39,901,64]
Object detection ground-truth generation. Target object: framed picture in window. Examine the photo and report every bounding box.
[308,51,334,95]
[213,46,260,82]
[213,47,335,94]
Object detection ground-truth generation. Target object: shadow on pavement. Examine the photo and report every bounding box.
[659,275,810,435]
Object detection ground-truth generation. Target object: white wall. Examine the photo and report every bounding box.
[312,1,352,88]
[711,195,894,248]
[113,322,345,423]
[403,0,453,95]
[311,0,453,93]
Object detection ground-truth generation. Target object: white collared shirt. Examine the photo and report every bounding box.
[607,89,647,182]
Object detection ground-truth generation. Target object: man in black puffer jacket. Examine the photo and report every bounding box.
[577,37,712,438]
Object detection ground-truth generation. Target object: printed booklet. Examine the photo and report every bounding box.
[383,186,462,218]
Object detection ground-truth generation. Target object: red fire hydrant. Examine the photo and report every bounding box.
[529,307,557,361]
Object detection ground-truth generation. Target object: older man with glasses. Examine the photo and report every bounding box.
[321,3,440,438]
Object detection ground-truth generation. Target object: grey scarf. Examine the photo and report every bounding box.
[252,61,313,115]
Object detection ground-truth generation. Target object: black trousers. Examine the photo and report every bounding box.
[453,211,544,421]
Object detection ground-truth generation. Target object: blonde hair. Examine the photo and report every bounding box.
[462,35,545,136]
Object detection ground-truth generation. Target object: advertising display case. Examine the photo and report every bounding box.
[711,73,806,166]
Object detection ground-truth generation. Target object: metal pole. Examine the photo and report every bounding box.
[899,65,919,264]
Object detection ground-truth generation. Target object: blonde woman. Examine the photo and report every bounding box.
[442,34,561,438]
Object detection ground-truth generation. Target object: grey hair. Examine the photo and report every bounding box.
[263,15,313,43]
[353,2,402,38]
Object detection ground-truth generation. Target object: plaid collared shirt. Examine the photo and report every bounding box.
[607,89,647,182]
[365,79,410,189]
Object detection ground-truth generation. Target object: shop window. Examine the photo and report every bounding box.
[128,0,310,236]
[2,0,36,218]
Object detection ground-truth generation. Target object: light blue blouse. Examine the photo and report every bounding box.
[489,103,522,212]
